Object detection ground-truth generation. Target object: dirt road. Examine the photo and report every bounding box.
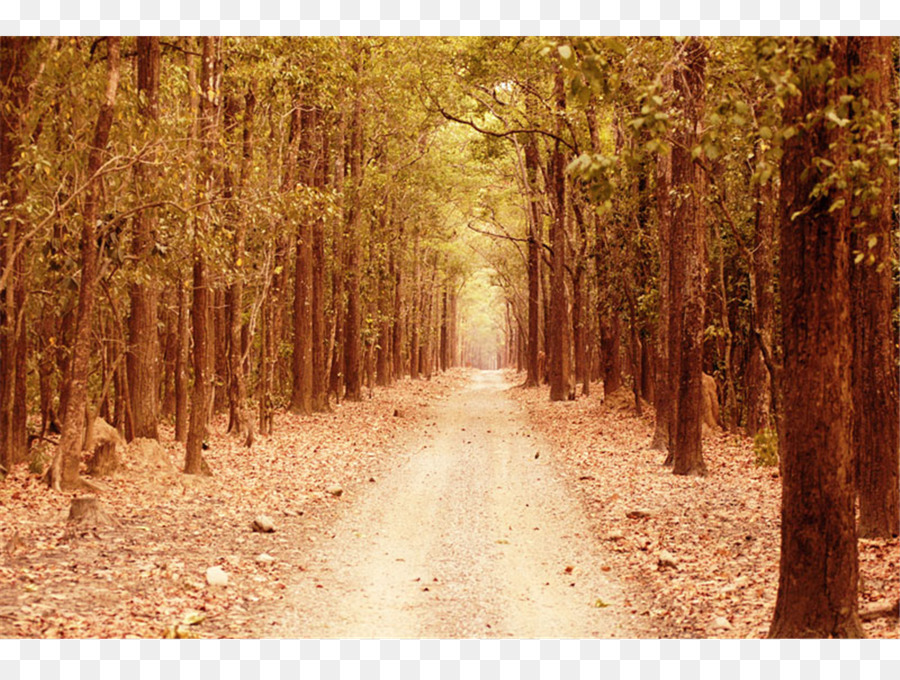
[275,371,629,638]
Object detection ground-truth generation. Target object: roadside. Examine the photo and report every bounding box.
[508,372,899,639]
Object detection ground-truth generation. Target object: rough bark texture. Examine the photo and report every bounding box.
[50,38,121,491]
[769,37,862,639]
[548,68,572,402]
[343,68,363,402]
[291,100,314,415]
[667,37,708,476]
[848,36,900,540]
[126,36,161,442]
[745,151,776,436]
[523,131,542,388]
[184,37,218,477]
[650,90,673,452]
[226,87,255,440]
[312,109,329,412]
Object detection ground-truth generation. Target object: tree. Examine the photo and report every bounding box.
[0,37,40,476]
[848,36,899,540]
[768,37,863,638]
[184,36,219,477]
[665,37,708,476]
[547,66,573,402]
[49,37,122,491]
[126,36,161,442]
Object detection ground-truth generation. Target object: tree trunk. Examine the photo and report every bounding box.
[312,108,329,412]
[184,36,219,477]
[667,37,707,476]
[745,146,776,436]
[523,133,543,388]
[225,87,255,440]
[126,36,161,443]
[0,37,38,475]
[291,100,314,415]
[768,37,862,638]
[344,66,364,402]
[328,112,347,402]
[650,106,673,452]
[174,282,189,442]
[848,36,899,540]
[49,37,121,491]
[548,68,572,402]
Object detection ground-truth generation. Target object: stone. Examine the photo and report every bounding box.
[657,550,678,570]
[606,530,625,541]
[626,508,651,520]
[255,553,275,564]
[712,616,733,631]
[252,515,275,533]
[205,566,228,587]
[327,485,343,498]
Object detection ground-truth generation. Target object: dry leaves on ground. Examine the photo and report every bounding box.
[0,370,469,639]
[507,372,899,639]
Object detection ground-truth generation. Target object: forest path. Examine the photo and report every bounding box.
[272,371,630,638]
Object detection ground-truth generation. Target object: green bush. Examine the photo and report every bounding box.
[29,450,49,476]
[753,427,779,468]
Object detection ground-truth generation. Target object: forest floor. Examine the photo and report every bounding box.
[0,369,896,639]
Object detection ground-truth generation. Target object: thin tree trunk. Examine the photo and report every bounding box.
[344,63,363,401]
[548,68,572,402]
[50,37,121,491]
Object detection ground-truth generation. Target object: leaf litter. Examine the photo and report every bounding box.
[507,372,899,639]
[0,370,468,638]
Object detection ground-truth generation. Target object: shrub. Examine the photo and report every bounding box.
[753,427,779,468]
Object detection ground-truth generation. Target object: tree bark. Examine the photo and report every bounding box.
[126,36,161,442]
[548,68,572,402]
[48,38,121,491]
[0,37,38,475]
[848,36,900,540]
[291,99,314,415]
[523,131,542,388]
[768,37,862,638]
[344,61,364,402]
[667,37,708,476]
[184,36,219,477]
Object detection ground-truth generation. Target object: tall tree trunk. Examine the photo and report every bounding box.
[745,149,776,436]
[651,104,673,452]
[667,37,707,476]
[548,68,572,402]
[328,112,346,402]
[225,87,255,440]
[848,36,900,540]
[312,108,329,412]
[768,36,862,638]
[0,37,40,475]
[184,36,219,477]
[50,37,121,491]
[523,133,543,388]
[291,99,314,415]
[174,282,189,442]
[127,36,161,442]
[343,65,363,402]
